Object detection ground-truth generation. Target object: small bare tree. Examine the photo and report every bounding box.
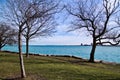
[0,23,17,51]
[67,0,120,62]
[22,0,58,58]
[23,17,56,58]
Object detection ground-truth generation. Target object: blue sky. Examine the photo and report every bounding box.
[0,0,5,3]
[0,0,92,45]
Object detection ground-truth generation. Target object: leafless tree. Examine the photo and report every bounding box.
[4,0,29,78]
[67,0,120,62]
[2,0,60,78]
[22,0,58,58]
[0,23,17,51]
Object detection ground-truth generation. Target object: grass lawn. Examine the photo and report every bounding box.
[0,51,120,80]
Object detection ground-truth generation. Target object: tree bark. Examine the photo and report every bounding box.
[89,38,97,62]
[0,42,2,51]
[26,37,29,58]
[0,44,1,51]
[18,29,26,78]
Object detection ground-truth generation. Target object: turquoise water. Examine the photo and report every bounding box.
[2,45,120,63]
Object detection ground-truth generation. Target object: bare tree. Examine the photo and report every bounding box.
[2,0,60,78]
[23,18,56,58]
[0,23,17,51]
[4,0,30,78]
[22,0,58,58]
[67,0,120,62]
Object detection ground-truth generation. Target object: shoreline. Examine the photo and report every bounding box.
[0,50,119,65]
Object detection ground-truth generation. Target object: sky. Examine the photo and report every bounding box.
[0,0,117,45]
[30,24,92,45]
[0,0,93,45]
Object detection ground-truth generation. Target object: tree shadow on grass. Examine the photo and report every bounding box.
[0,75,47,80]
[1,77,22,80]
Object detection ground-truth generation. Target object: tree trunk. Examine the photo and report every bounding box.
[0,43,2,51]
[18,30,26,78]
[0,48,1,51]
[26,38,29,58]
[89,38,97,62]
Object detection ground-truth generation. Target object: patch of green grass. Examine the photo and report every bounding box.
[0,52,120,80]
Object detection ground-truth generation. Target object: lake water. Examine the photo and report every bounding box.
[2,45,120,63]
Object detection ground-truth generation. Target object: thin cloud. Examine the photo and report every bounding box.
[30,35,92,45]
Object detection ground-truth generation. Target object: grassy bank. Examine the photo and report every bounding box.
[0,52,120,80]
